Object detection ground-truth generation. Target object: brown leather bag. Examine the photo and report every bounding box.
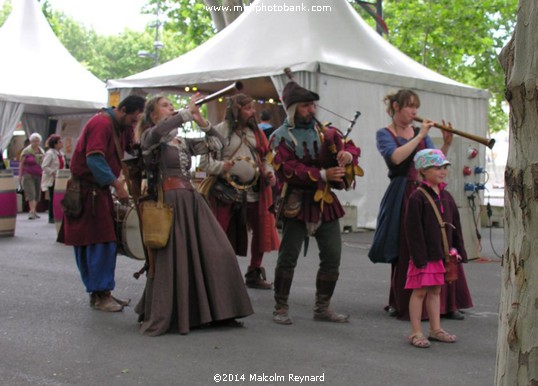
[139,186,173,249]
[61,176,83,219]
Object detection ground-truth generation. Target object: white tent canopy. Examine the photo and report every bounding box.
[108,0,489,236]
[0,0,107,150]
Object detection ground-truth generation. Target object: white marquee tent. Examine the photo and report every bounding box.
[108,0,490,254]
[0,0,107,152]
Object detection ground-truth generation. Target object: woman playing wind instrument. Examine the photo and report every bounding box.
[368,89,473,321]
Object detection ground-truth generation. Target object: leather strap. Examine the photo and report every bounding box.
[417,186,451,262]
[162,176,193,192]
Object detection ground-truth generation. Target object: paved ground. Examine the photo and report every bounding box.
[0,213,504,386]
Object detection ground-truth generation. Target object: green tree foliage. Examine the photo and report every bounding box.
[147,0,215,48]
[85,28,188,81]
[45,1,189,80]
[42,2,101,75]
[0,0,11,25]
[354,0,517,132]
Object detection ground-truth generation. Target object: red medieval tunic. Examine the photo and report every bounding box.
[61,112,133,246]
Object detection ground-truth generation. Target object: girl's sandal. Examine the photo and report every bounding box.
[409,333,431,348]
[429,329,457,343]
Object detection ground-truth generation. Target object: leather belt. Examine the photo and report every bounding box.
[162,176,193,192]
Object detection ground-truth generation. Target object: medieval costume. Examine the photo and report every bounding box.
[269,81,361,324]
[60,95,145,312]
[372,126,473,320]
[135,108,253,336]
[201,94,279,289]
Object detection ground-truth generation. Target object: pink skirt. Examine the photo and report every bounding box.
[405,259,445,289]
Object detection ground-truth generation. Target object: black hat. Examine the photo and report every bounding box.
[282,81,319,109]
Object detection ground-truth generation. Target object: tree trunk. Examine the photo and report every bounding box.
[222,0,243,27]
[204,0,244,32]
[204,0,226,32]
[496,1,538,385]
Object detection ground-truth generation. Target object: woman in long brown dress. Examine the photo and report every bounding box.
[134,95,253,336]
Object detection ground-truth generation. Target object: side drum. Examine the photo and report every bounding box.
[225,156,259,190]
[114,203,145,260]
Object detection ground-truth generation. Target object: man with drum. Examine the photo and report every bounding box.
[269,81,361,325]
[59,95,145,312]
[201,93,280,289]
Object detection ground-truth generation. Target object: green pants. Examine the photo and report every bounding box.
[276,218,342,273]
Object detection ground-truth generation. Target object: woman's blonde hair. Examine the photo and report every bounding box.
[383,89,420,117]
[134,95,166,142]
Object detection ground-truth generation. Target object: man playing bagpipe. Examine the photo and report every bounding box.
[269,80,362,325]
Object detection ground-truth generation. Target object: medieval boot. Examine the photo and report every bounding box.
[313,271,349,323]
[245,266,272,290]
[272,268,294,325]
[94,291,123,312]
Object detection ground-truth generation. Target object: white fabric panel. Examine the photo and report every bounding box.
[21,114,49,142]
[0,101,24,151]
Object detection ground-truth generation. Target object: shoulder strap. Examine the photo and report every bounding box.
[230,130,247,158]
[102,109,136,193]
[417,187,450,261]
[102,109,124,164]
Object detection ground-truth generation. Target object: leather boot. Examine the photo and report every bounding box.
[90,292,129,308]
[313,271,349,323]
[245,266,272,290]
[94,291,123,312]
[272,268,294,325]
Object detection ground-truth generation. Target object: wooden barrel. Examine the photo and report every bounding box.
[0,170,17,237]
[53,169,71,233]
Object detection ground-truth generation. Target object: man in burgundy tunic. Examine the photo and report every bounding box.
[61,95,145,312]
[269,81,362,325]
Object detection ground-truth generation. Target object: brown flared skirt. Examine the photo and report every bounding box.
[135,188,253,336]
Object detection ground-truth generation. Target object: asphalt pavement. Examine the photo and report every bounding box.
[0,213,504,386]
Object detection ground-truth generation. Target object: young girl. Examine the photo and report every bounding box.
[405,148,467,348]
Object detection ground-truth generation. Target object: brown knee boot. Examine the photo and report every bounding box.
[245,266,272,289]
[273,268,294,325]
[313,271,349,323]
